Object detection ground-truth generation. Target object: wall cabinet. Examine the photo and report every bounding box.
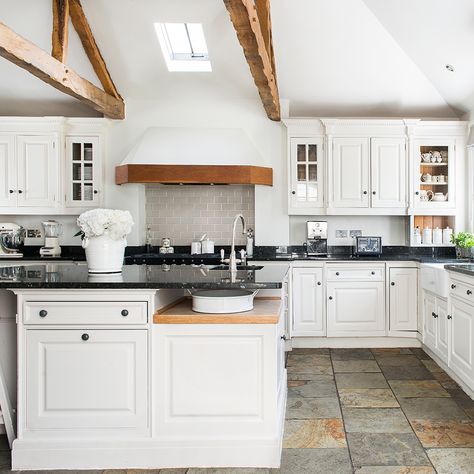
[0,135,15,207]
[292,267,325,336]
[389,267,418,331]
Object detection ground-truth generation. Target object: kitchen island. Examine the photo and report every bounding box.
[0,263,289,471]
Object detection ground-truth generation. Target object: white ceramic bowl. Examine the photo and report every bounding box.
[191,289,258,314]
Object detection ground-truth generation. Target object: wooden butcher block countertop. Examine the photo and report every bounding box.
[154,297,281,324]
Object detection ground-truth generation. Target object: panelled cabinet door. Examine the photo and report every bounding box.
[292,267,325,336]
[327,281,385,336]
[423,291,437,352]
[0,135,16,207]
[17,135,57,207]
[65,137,100,207]
[331,137,369,208]
[25,329,148,434]
[436,297,449,362]
[449,297,474,389]
[289,138,324,211]
[371,138,406,208]
[389,268,417,331]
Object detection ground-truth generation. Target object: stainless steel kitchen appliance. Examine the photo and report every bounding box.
[306,221,328,256]
[40,220,63,257]
[0,223,26,258]
[354,236,382,257]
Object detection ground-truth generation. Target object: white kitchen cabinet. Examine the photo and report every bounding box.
[0,135,16,207]
[371,138,406,209]
[331,137,369,208]
[449,296,474,389]
[423,291,437,351]
[389,267,418,331]
[327,280,385,336]
[292,267,324,336]
[423,291,450,364]
[437,297,450,362]
[24,328,148,437]
[65,136,101,208]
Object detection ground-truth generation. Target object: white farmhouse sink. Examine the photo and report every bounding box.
[420,263,451,298]
[191,289,258,314]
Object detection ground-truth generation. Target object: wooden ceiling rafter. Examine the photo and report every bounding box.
[0,1,124,119]
[223,0,280,121]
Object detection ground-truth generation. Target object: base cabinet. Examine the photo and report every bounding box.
[389,267,418,331]
[23,329,148,437]
[423,291,449,363]
[292,267,324,336]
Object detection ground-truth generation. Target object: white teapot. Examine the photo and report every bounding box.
[432,192,448,202]
[421,152,432,163]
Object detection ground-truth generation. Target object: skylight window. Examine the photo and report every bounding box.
[154,23,212,72]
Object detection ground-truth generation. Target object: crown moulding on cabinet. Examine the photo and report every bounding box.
[115,164,273,186]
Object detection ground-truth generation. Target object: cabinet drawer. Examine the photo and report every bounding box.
[326,266,384,281]
[23,301,148,325]
[450,280,474,304]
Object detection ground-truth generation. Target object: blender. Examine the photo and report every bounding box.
[40,220,63,257]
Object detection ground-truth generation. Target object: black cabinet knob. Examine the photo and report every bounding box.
[18,190,23,194]
[451,284,456,289]
[329,296,333,300]
[121,309,129,317]
[8,189,14,194]
[291,191,296,195]
[415,191,420,196]
[391,282,395,286]
[371,271,375,275]
[281,335,287,341]
[317,281,321,286]
[447,315,452,320]
[372,191,376,195]
[39,309,47,318]
[93,190,98,195]
[467,290,472,296]
[81,333,89,341]
[363,191,368,195]
[335,272,340,276]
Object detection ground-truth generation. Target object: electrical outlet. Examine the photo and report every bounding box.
[350,230,362,238]
[27,229,42,238]
[336,230,348,238]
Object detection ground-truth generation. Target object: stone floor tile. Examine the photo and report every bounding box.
[278,448,352,474]
[376,355,424,367]
[410,419,474,448]
[372,348,414,355]
[389,380,450,398]
[434,372,460,389]
[290,348,330,355]
[332,359,381,373]
[421,359,444,373]
[426,447,474,474]
[465,407,474,421]
[287,364,333,376]
[286,397,341,420]
[287,354,333,376]
[354,467,435,473]
[343,407,412,433]
[188,469,269,474]
[400,397,472,422]
[335,372,389,389]
[446,388,474,410]
[0,451,9,470]
[283,419,346,448]
[339,388,400,408]
[330,348,375,360]
[347,432,429,467]
[381,365,435,380]
[411,348,431,360]
[287,375,337,398]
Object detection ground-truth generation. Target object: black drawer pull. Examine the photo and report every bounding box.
[447,315,452,320]
[121,309,129,317]
[467,290,472,296]
[371,271,375,275]
[329,296,333,300]
[81,333,89,341]
[8,189,14,194]
[335,272,340,276]
[281,335,287,341]
[432,312,438,319]
[451,284,456,289]
[391,282,395,286]
[39,310,47,318]
[317,281,321,286]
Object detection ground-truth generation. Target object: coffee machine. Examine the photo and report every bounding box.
[306,221,328,256]
[0,223,25,258]
[40,220,63,257]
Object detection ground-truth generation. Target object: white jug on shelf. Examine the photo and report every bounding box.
[433,227,443,245]
[442,227,453,244]
[422,227,432,245]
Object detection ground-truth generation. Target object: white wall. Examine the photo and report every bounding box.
[290,215,407,246]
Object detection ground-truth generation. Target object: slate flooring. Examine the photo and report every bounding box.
[1,347,473,473]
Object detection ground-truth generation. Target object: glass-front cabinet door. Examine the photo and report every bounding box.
[414,139,455,210]
[289,137,324,212]
[66,136,100,208]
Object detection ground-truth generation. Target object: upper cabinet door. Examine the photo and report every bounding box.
[65,137,101,208]
[331,137,369,208]
[17,135,58,208]
[289,138,324,212]
[371,138,406,208]
[413,139,455,209]
[0,135,16,207]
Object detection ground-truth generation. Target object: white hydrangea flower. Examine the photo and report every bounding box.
[77,209,134,240]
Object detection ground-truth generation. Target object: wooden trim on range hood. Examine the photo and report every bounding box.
[115,164,273,186]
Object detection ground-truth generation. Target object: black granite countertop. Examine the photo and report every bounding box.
[444,264,474,278]
[0,263,289,289]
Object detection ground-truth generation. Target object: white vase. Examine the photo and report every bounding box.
[82,234,126,273]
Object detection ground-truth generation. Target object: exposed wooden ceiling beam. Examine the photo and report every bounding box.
[69,0,121,100]
[223,0,280,121]
[52,0,69,63]
[0,21,124,119]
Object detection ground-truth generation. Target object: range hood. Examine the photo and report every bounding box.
[115,127,272,186]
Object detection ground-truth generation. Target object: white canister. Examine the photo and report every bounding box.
[413,227,422,245]
[201,238,215,254]
[433,227,443,245]
[191,241,202,255]
[443,227,453,245]
[422,227,432,245]
[82,234,126,273]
